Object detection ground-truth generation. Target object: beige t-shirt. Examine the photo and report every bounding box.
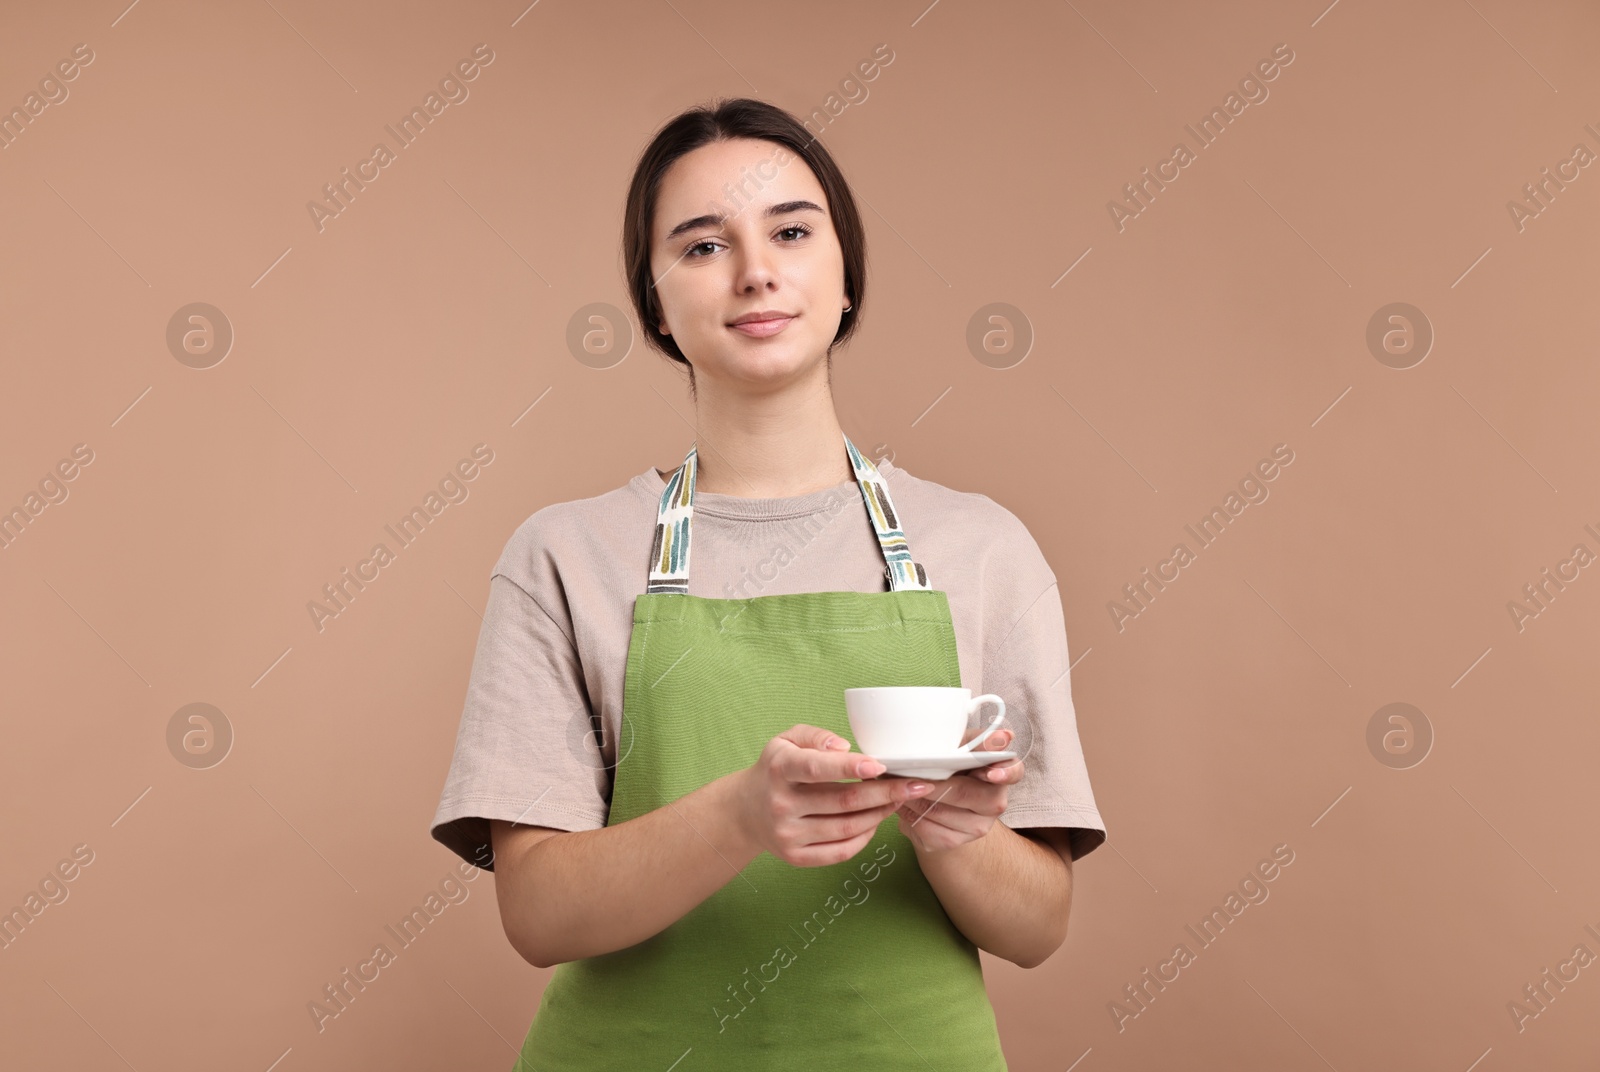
[431,457,1108,868]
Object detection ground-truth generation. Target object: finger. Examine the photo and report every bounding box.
[773,728,884,783]
[901,796,990,837]
[796,775,931,815]
[900,799,984,840]
[776,723,852,754]
[786,823,881,868]
[910,777,1008,818]
[895,807,924,851]
[969,730,1019,779]
[974,758,1025,784]
[910,779,968,814]
[972,752,1024,784]
[800,800,900,844]
[978,728,1014,751]
[962,726,1014,752]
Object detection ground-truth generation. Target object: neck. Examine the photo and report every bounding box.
[685,365,853,498]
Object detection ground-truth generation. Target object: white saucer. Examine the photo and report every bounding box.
[865,751,1018,780]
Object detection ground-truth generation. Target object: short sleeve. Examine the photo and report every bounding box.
[989,574,1108,862]
[430,572,610,872]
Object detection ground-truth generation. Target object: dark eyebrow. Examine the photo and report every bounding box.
[663,200,825,243]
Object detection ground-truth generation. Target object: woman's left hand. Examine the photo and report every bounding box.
[893,728,1023,854]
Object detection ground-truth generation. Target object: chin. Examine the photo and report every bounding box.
[711,340,826,384]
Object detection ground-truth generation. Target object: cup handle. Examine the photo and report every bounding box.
[956,694,1007,752]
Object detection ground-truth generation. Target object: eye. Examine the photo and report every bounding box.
[682,223,813,259]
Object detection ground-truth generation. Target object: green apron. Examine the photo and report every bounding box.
[515,434,1009,1070]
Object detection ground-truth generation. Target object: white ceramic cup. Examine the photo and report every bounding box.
[843,686,1007,757]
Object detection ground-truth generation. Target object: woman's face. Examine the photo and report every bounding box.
[649,137,849,390]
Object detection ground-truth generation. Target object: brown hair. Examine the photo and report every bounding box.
[621,97,866,389]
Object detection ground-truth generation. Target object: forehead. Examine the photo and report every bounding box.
[653,138,827,240]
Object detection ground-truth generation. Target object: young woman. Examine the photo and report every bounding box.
[431,97,1107,1069]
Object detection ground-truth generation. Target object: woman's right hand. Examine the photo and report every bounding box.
[730,724,933,867]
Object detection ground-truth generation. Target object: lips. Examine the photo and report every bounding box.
[727,312,797,338]
[728,310,796,326]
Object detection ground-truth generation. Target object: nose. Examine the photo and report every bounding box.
[732,239,778,293]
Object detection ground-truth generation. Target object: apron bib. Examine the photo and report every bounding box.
[515,434,1009,1070]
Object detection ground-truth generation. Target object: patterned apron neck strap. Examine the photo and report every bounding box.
[646,433,931,594]
[844,436,931,591]
[645,443,698,596]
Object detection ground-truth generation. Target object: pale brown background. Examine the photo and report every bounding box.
[2,0,1597,1069]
